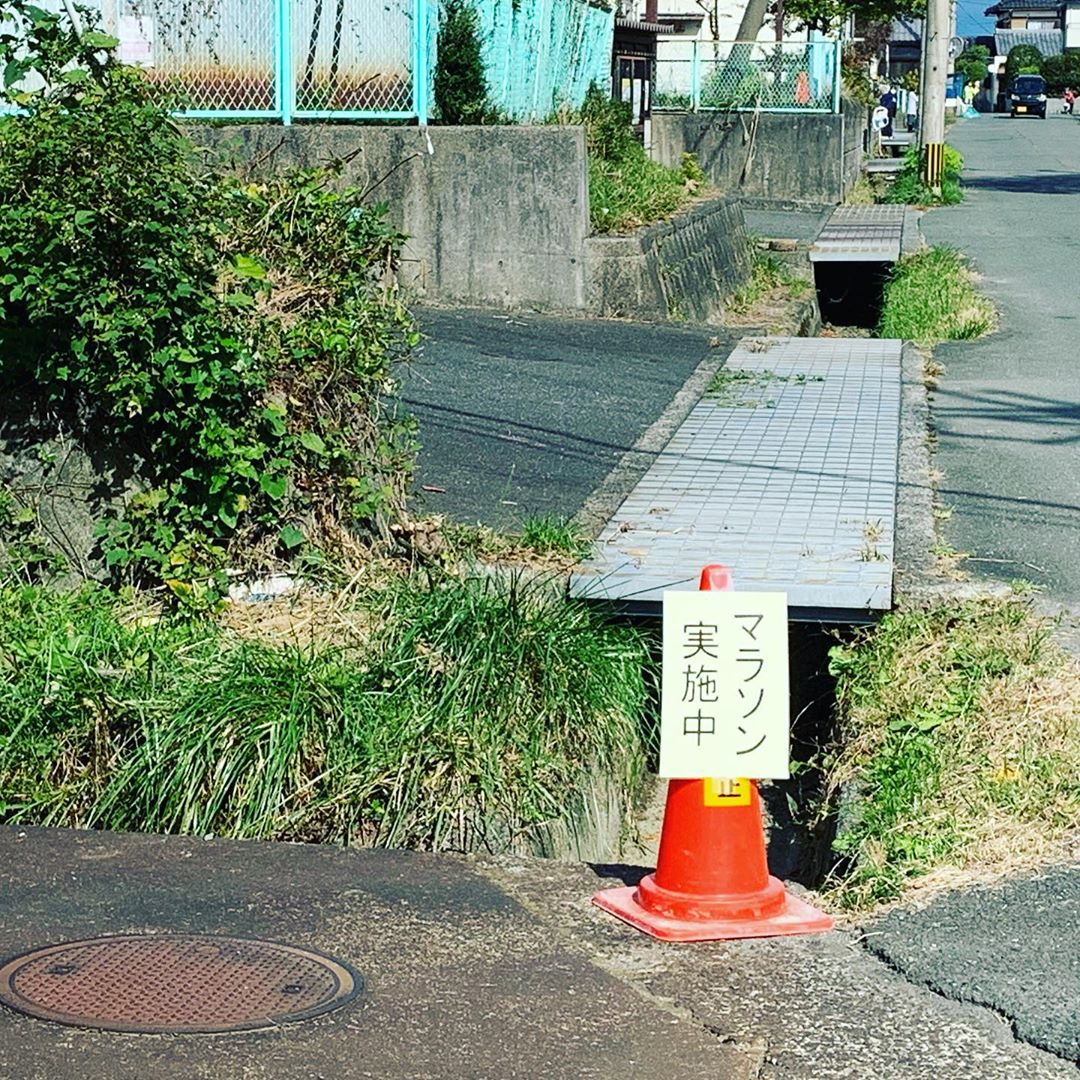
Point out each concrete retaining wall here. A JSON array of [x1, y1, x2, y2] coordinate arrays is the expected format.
[[196, 124, 590, 312], [586, 196, 751, 321], [196, 123, 752, 320], [651, 99, 867, 207]]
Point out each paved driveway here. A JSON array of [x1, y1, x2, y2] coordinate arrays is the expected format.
[[920, 112, 1080, 599]]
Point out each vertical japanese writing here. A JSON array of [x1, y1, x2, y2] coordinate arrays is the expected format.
[[734, 613, 766, 755]]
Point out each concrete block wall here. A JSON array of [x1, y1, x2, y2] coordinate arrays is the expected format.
[[651, 99, 867, 207], [586, 197, 752, 321], [196, 124, 754, 319], [195, 124, 590, 312]]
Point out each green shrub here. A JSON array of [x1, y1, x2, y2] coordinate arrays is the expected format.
[[1039, 52, 1080, 94], [434, 0, 500, 124], [0, 3, 417, 604], [1004, 44, 1043, 86], [576, 86, 702, 234], [955, 45, 989, 89], [884, 143, 963, 207]]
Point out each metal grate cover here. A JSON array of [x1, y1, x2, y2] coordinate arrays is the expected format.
[[0, 934, 361, 1034]]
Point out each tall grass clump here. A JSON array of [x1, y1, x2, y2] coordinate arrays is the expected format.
[[877, 247, 995, 345], [822, 598, 1080, 911], [574, 86, 704, 234], [0, 576, 652, 850], [885, 144, 964, 207]]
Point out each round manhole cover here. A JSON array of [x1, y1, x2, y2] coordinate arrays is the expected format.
[[0, 934, 361, 1034]]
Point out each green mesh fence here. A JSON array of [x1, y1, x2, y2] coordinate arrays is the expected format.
[[655, 40, 841, 113]]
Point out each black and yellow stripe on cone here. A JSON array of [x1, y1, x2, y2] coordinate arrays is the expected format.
[[922, 142, 944, 192]]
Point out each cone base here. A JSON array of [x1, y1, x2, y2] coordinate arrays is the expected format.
[[592, 881, 834, 942]]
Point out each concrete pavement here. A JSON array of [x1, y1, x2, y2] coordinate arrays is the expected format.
[[919, 111, 1080, 601], [2, 825, 1076, 1080]]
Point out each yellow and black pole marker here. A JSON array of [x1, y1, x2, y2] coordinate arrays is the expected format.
[[922, 142, 944, 195]]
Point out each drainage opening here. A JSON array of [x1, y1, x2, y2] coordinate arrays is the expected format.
[[814, 261, 891, 328]]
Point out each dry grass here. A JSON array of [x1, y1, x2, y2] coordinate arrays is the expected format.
[[822, 596, 1080, 912]]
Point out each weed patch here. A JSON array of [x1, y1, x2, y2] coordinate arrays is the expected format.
[[884, 144, 964, 207], [822, 598, 1080, 911], [726, 247, 811, 319], [569, 87, 703, 234], [877, 248, 995, 345], [0, 575, 651, 850]]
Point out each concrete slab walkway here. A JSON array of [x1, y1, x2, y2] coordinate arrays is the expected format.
[[573, 337, 902, 621]]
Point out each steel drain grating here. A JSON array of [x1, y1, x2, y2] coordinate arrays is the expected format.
[[0, 934, 361, 1034]]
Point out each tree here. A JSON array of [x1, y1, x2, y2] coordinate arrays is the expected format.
[[955, 44, 989, 88], [1004, 44, 1043, 85], [1041, 52, 1080, 93], [785, 0, 922, 34], [434, 0, 495, 124]]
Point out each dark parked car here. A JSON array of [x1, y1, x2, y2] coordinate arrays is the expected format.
[[1010, 74, 1047, 118]]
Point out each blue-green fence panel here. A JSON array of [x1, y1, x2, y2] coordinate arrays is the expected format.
[[428, 0, 613, 122], [96, 0, 431, 121], [655, 38, 843, 114]]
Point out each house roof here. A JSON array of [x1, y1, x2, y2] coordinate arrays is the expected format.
[[984, 0, 1060, 13], [889, 16, 923, 42], [993, 27, 1064, 53]]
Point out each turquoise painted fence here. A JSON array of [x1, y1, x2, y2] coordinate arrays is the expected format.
[[429, 0, 614, 122]]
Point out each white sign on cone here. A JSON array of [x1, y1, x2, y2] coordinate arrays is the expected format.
[[659, 590, 790, 779]]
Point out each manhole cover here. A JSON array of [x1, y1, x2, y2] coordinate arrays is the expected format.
[[0, 934, 361, 1034]]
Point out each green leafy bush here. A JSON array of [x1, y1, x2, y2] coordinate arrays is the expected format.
[[1004, 44, 1043, 85], [0, 3, 417, 604], [1039, 52, 1080, 94], [955, 44, 990, 89], [575, 86, 703, 234], [884, 143, 963, 207]]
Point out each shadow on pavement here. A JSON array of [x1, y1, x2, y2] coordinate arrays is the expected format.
[[964, 172, 1080, 194]]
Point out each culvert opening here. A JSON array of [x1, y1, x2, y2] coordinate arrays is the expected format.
[[814, 260, 891, 328]]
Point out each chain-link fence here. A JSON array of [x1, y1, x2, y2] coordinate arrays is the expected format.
[[655, 39, 842, 113], [106, 0, 429, 121]]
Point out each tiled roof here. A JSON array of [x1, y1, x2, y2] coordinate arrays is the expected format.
[[984, 0, 1059, 12], [993, 28, 1064, 53]]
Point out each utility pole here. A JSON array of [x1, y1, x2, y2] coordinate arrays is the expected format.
[[920, 0, 950, 191]]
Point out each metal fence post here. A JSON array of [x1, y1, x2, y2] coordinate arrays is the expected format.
[[276, 0, 293, 125], [691, 40, 700, 111], [832, 39, 842, 114], [414, 0, 430, 125]]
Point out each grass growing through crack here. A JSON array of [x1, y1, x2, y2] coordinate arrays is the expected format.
[[0, 575, 651, 850], [877, 247, 995, 345], [822, 598, 1080, 911], [726, 248, 812, 318]]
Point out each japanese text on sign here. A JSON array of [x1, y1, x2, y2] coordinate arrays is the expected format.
[[659, 591, 789, 779]]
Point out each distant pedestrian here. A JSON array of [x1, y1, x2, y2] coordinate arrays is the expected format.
[[1064, 87, 1075, 114], [906, 90, 919, 133], [879, 86, 897, 137]]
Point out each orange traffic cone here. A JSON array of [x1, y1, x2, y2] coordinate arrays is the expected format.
[[592, 564, 834, 942]]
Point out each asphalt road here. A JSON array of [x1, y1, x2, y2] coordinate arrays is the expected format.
[[871, 112, 1080, 1067], [920, 111, 1080, 600], [401, 307, 731, 530], [869, 866, 1080, 1064]]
